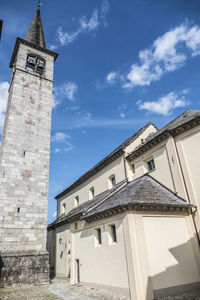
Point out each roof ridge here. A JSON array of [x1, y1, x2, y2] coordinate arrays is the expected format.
[[55, 122, 156, 199]]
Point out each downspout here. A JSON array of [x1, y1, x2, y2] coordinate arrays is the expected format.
[[173, 137, 200, 246]]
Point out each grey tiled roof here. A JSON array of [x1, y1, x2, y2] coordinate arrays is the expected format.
[[56, 122, 156, 199], [127, 110, 200, 160], [83, 175, 193, 220], [48, 179, 127, 229], [25, 6, 46, 48]]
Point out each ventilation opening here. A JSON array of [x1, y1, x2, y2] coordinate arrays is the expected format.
[[17, 207, 20, 213]]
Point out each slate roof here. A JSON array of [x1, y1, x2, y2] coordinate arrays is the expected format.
[[25, 5, 46, 48], [55, 122, 156, 200], [48, 179, 127, 229], [127, 109, 200, 161], [83, 175, 194, 221]]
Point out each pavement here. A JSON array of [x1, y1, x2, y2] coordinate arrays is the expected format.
[[48, 279, 93, 300]]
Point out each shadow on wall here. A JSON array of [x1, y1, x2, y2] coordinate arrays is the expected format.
[[146, 236, 200, 300]]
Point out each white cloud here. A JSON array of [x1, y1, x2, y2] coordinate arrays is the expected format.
[[64, 145, 74, 152], [110, 23, 200, 88], [50, 2, 109, 49], [52, 211, 57, 218], [55, 148, 61, 153], [51, 9, 99, 49], [0, 82, 9, 132], [66, 106, 80, 111], [52, 132, 74, 153], [52, 132, 71, 143], [101, 0, 109, 27], [138, 91, 188, 115], [106, 71, 118, 84], [53, 81, 78, 108], [118, 103, 128, 118]]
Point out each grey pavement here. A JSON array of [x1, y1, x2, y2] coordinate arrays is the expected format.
[[48, 279, 94, 300]]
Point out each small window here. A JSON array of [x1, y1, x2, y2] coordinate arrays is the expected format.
[[110, 224, 117, 243], [96, 228, 102, 245], [108, 174, 116, 189], [89, 187, 95, 200], [62, 203, 66, 214], [74, 196, 79, 207], [147, 159, 155, 172], [74, 222, 78, 230], [130, 162, 135, 174]]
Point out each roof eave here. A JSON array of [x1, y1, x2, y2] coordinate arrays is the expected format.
[[9, 37, 58, 69]]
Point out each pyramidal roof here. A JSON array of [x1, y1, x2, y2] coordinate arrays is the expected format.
[[25, 4, 46, 48]]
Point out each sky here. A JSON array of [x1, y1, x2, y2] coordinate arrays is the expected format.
[[0, 0, 200, 224]]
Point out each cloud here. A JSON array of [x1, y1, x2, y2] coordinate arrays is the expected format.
[[0, 81, 9, 132], [66, 106, 80, 111], [53, 81, 78, 108], [101, 0, 110, 27], [118, 104, 128, 118], [138, 91, 188, 115], [52, 132, 71, 143], [105, 24, 200, 89], [50, 10, 99, 49], [50, 1, 109, 49], [106, 71, 118, 84], [52, 211, 57, 218], [52, 132, 74, 153]]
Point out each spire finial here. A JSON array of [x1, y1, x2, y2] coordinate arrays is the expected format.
[[38, 0, 43, 8]]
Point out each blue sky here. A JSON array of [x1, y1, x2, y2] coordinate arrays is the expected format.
[[1, 0, 200, 224]]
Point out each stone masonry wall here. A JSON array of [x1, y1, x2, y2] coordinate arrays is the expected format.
[[0, 251, 49, 287], [0, 42, 54, 253]]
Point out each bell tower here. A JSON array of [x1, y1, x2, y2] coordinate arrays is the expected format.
[[0, 4, 58, 287]]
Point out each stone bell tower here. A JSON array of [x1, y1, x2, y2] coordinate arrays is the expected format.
[[0, 4, 58, 287]]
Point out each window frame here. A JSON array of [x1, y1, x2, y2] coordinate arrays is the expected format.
[[95, 228, 102, 246], [109, 224, 117, 244]]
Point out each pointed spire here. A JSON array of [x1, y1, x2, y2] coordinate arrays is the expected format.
[[25, 2, 46, 48]]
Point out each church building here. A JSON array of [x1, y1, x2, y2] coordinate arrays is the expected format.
[[0, 5, 58, 287], [48, 110, 200, 300]]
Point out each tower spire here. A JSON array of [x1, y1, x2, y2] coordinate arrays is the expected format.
[[25, 2, 46, 48]]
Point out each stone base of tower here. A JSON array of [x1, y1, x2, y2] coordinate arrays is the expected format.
[[0, 251, 49, 287]]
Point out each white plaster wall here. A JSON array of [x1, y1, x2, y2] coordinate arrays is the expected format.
[[143, 216, 200, 290], [128, 144, 175, 191], [72, 219, 129, 291], [59, 156, 126, 216], [176, 129, 200, 204], [125, 124, 157, 156], [55, 224, 70, 277]]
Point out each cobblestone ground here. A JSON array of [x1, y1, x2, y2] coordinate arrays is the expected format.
[[0, 279, 130, 300], [0, 285, 61, 300]]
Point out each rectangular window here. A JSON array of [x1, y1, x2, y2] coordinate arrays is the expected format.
[[108, 174, 116, 189], [147, 159, 155, 172], [96, 228, 102, 245], [89, 187, 95, 200], [62, 203, 66, 214], [110, 224, 117, 243], [74, 196, 79, 207], [74, 222, 78, 230]]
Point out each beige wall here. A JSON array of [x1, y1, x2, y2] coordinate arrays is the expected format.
[[54, 224, 70, 278], [58, 155, 126, 216], [125, 211, 200, 300], [127, 143, 175, 192], [58, 124, 157, 217], [70, 216, 130, 297], [143, 216, 200, 291], [175, 126, 200, 206]]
